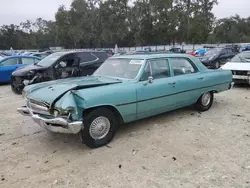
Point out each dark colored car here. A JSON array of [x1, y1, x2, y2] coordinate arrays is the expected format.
[[169, 47, 186, 53], [11, 51, 108, 94], [199, 47, 237, 69]]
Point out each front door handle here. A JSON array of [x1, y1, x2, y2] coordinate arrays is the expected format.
[[197, 77, 203, 80], [168, 82, 176, 85]]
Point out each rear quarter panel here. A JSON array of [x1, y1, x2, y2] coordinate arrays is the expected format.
[[200, 69, 232, 93]]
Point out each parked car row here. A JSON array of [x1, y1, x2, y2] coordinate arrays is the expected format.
[[16, 52, 233, 148]]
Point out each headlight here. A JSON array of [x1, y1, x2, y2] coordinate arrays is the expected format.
[[27, 70, 35, 76], [53, 110, 59, 117], [53, 107, 76, 118]]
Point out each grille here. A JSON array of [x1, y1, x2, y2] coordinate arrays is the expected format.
[[232, 70, 248, 75], [27, 99, 50, 115]]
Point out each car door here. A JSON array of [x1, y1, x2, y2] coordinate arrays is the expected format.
[[136, 58, 178, 119], [168, 57, 206, 107], [0, 57, 20, 82]]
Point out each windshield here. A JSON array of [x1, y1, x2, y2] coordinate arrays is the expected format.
[[94, 58, 144, 79], [230, 52, 250, 63], [35, 52, 64, 67], [204, 48, 221, 56]]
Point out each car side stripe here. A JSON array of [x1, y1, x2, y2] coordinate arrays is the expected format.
[[116, 81, 230, 106]]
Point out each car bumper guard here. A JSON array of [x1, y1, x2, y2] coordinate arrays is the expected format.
[[17, 106, 83, 134]]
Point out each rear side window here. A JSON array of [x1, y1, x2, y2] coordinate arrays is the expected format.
[[1, 58, 19, 66], [171, 58, 196, 76], [22, 58, 36, 64]]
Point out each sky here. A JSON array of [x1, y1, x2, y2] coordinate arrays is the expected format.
[[0, 0, 249, 25]]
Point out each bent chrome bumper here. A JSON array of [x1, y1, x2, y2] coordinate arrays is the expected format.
[[17, 106, 83, 134], [229, 82, 234, 89]]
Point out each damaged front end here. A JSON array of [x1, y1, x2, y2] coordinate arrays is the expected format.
[[18, 90, 84, 134]]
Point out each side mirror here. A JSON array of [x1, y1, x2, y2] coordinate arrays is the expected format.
[[59, 61, 67, 68], [148, 76, 153, 83]]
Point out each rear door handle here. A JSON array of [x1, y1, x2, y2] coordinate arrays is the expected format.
[[197, 77, 203, 80]]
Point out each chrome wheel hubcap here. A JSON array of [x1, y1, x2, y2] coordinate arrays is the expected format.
[[89, 116, 110, 140], [201, 92, 211, 106]]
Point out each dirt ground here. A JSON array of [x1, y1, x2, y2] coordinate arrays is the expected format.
[[0, 84, 250, 188]]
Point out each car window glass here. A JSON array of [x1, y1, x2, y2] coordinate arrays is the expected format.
[[22, 58, 35, 64], [171, 58, 196, 76], [57, 57, 78, 68], [1, 58, 18, 66], [227, 48, 232, 53], [221, 49, 227, 54], [150, 59, 170, 79], [141, 59, 170, 81]]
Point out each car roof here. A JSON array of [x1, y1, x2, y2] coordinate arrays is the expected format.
[[109, 53, 192, 60], [1, 55, 41, 59]]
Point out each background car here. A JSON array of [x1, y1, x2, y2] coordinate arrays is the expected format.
[[199, 47, 237, 69], [11, 51, 108, 94], [0, 55, 41, 83], [221, 51, 250, 85], [169, 47, 186, 53]]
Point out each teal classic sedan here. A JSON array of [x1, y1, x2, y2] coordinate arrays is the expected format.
[[18, 53, 233, 148]]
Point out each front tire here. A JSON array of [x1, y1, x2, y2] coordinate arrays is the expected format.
[[81, 108, 118, 148], [195, 92, 214, 111], [11, 79, 24, 95]]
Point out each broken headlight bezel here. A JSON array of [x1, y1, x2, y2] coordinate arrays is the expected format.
[[53, 108, 77, 120]]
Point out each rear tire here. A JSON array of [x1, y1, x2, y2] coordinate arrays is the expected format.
[[195, 92, 214, 112], [81, 108, 118, 148]]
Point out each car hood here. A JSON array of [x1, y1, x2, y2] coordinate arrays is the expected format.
[[25, 76, 122, 105], [12, 64, 46, 76], [221, 62, 250, 71]]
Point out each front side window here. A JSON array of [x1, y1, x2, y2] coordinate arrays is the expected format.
[[94, 58, 144, 79], [0, 58, 18, 66], [171, 58, 196, 76]]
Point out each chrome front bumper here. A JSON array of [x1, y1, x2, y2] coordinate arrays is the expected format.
[[233, 75, 249, 80], [17, 106, 83, 134]]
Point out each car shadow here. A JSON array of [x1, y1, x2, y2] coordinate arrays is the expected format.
[[233, 83, 250, 90], [36, 105, 200, 151]]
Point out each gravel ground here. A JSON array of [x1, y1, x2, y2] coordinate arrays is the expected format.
[[0, 84, 250, 188]]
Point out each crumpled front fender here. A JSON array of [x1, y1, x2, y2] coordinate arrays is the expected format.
[[54, 90, 85, 120]]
